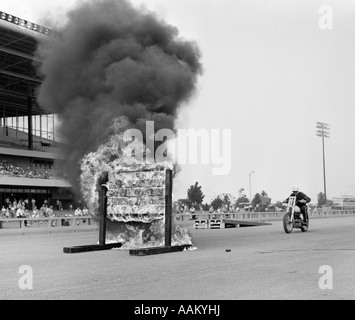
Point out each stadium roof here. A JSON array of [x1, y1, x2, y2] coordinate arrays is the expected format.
[[0, 11, 58, 117]]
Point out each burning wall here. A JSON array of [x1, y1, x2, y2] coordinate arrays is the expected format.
[[80, 117, 192, 249], [105, 170, 166, 224]]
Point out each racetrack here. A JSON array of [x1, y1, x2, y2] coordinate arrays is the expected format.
[[1, 216, 354, 300]]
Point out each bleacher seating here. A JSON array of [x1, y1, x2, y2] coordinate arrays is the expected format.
[[0, 162, 60, 180], [0, 126, 60, 153]]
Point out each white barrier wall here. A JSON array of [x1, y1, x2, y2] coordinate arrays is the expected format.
[[175, 210, 355, 224]]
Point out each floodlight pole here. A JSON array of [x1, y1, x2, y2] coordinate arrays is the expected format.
[[322, 135, 327, 201], [316, 122, 330, 202], [249, 171, 254, 203]]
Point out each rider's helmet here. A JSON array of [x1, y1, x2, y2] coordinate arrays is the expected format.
[[292, 185, 300, 193]]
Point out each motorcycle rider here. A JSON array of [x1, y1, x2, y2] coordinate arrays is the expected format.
[[284, 186, 311, 223]]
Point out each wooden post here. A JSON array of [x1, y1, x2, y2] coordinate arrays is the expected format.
[[165, 169, 173, 247], [63, 171, 123, 254], [99, 172, 109, 246]]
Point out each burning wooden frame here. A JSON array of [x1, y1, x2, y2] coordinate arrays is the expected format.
[[63, 169, 192, 255]]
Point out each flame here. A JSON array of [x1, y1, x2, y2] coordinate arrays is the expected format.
[[80, 116, 193, 249], [106, 220, 193, 250]]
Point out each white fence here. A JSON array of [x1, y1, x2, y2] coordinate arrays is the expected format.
[[1, 209, 354, 233], [0, 216, 94, 231], [174, 209, 355, 224]]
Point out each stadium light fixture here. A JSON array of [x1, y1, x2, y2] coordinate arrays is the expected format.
[[0, 10, 60, 38]]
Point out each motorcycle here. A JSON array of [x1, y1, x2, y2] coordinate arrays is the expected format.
[[283, 196, 309, 234]]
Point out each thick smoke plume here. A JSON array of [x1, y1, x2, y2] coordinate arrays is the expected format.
[[35, 0, 202, 196]]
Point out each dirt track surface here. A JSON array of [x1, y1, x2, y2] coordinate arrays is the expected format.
[[1, 216, 354, 300]]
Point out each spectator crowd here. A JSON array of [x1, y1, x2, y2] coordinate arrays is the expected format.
[[0, 161, 60, 180], [0, 197, 91, 227]]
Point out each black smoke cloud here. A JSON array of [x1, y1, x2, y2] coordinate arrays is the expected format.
[[35, 0, 202, 197]]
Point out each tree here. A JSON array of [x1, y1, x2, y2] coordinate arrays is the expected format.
[[236, 196, 249, 208], [187, 182, 205, 208], [261, 190, 268, 197], [211, 197, 224, 210], [223, 194, 232, 211], [317, 192, 327, 207], [326, 199, 334, 207], [275, 201, 285, 209], [252, 193, 262, 208], [202, 203, 211, 211]]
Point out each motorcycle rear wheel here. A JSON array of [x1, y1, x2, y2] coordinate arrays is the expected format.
[[283, 212, 293, 234], [301, 220, 309, 232]]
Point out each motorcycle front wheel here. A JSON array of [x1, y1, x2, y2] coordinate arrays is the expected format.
[[283, 212, 293, 234]]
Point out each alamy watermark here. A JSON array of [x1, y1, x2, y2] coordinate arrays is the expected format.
[[319, 5, 333, 30], [19, 265, 33, 290], [318, 265, 333, 290], [123, 121, 232, 176]]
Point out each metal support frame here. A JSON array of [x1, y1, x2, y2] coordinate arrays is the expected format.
[[0, 69, 41, 83], [0, 47, 41, 62], [27, 94, 33, 150]]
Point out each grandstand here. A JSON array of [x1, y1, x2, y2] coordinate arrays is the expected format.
[[0, 11, 74, 209]]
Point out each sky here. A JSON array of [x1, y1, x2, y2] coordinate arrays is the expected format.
[[2, 0, 355, 204]]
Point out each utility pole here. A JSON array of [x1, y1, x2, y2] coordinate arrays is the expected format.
[[316, 122, 330, 202]]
